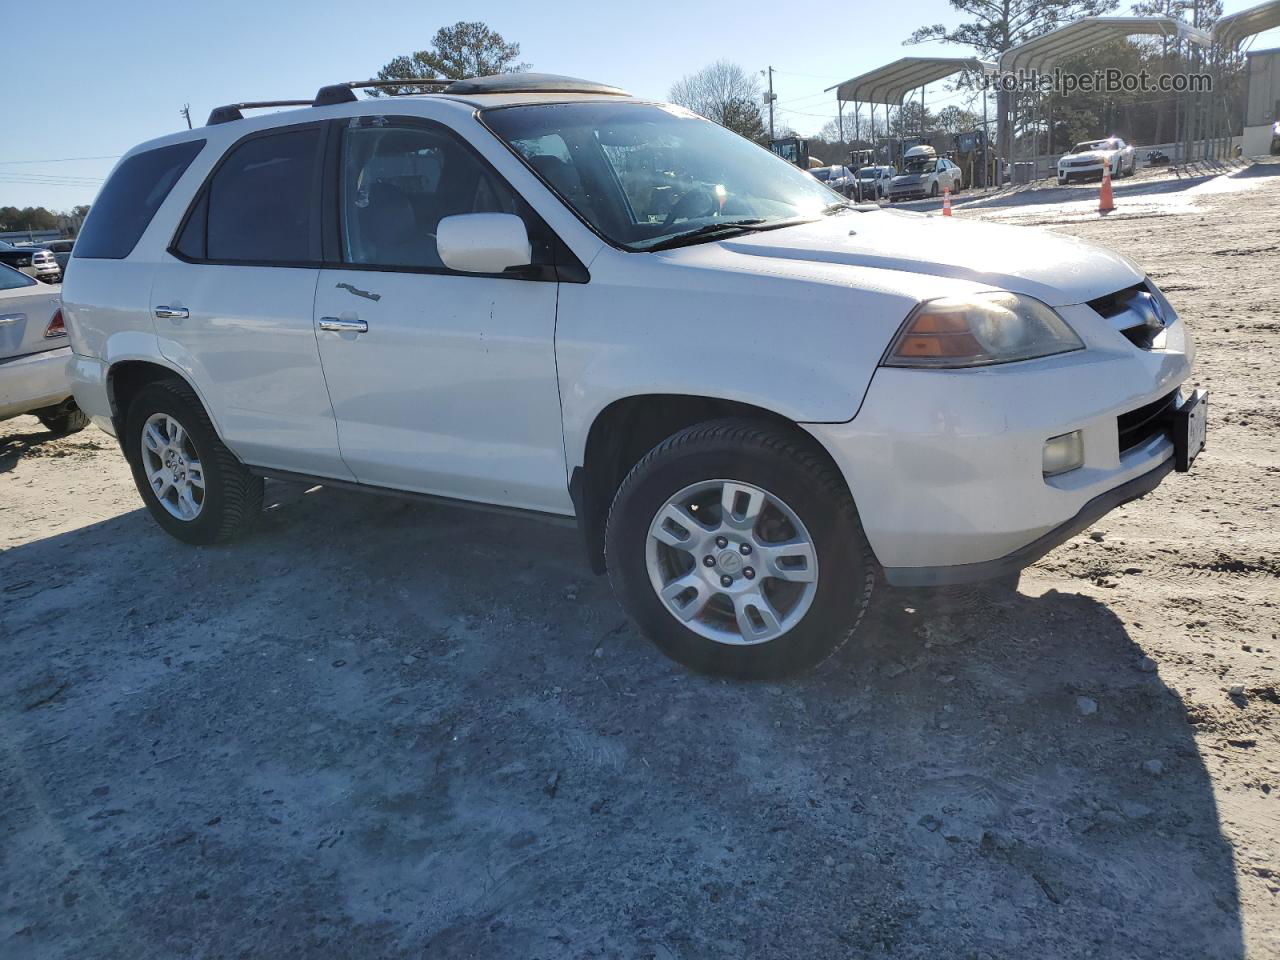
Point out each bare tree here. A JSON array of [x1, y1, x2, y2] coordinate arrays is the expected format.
[[669, 61, 769, 143], [936, 105, 980, 133]]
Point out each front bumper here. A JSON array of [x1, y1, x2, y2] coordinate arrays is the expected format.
[[1060, 162, 1106, 180], [0, 345, 74, 420], [803, 301, 1194, 583]]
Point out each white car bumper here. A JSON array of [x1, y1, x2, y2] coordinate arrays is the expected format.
[[804, 302, 1195, 585], [1060, 160, 1111, 178], [0, 345, 74, 421]]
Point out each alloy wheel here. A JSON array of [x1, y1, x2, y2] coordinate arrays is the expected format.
[[645, 479, 819, 645], [140, 412, 205, 521]]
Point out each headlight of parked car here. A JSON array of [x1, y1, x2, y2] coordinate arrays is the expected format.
[[882, 291, 1084, 368]]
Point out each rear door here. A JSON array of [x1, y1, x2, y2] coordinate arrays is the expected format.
[[0, 266, 60, 361], [151, 122, 353, 480]]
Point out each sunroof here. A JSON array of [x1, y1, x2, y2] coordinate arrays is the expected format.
[[443, 73, 630, 96]]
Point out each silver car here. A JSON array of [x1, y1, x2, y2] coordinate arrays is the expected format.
[[0, 263, 87, 434]]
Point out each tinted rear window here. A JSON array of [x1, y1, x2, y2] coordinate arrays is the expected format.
[[205, 127, 321, 263], [75, 140, 205, 259]]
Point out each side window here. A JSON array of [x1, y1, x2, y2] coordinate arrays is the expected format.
[[204, 127, 322, 263], [339, 120, 525, 270], [75, 140, 204, 259]]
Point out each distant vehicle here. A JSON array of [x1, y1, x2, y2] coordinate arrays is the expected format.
[[855, 165, 895, 201], [887, 146, 963, 202], [41, 238, 76, 274], [0, 239, 61, 283], [0, 263, 87, 433], [769, 136, 810, 168], [809, 164, 857, 198], [1145, 149, 1170, 166], [1057, 137, 1135, 184]]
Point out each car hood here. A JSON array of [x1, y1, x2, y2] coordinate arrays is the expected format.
[[711, 210, 1143, 307], [1063, 151, 1111, 162], [892, 173, 927, 183]]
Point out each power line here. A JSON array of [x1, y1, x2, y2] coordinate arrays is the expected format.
[[771, 68, 847, 81], [0, 174, 104, 184], [774, 90, 841, 108], [0, 156, 120, 167]]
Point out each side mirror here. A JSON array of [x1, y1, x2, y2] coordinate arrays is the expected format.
[[436, 213, 532, 274]]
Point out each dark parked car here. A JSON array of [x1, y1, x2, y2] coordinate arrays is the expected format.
[[0, 240, 61, 283]]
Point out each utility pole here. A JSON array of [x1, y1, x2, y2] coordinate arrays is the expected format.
[[766, 67, 775, 141], [180, 104, 192, 130]]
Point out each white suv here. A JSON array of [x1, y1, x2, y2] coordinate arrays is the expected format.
[[63, 74, 1206, 678]]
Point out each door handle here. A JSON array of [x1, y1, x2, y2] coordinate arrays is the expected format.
[[0, 313, 25, 326], [155, 306, 189, 320], [317, 317, 368, 333]]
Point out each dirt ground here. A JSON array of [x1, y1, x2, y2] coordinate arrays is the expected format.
[[2, 161, 1279, 960]]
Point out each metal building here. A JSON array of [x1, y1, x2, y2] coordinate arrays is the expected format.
[[1242, 48, 1280, 155]]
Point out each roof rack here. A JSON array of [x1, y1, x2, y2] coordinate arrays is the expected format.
[[314, 78, 451, 106], [206, 100, 315, 126], [205, 73, 631, 127]]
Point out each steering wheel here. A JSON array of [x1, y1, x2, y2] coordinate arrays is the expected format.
[[661, 188, 719, 229]]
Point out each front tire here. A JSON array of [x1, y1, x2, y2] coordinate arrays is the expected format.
[[605, 419, 875, 679], [124, 380, 262, 545]]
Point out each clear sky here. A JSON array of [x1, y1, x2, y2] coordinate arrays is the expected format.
[[3, 0, 1277, 211]]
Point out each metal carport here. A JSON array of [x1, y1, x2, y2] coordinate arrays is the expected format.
[[998, 16, 1212, 173], [825, 57, 994, 178]]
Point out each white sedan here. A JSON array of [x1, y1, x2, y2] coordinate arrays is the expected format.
[[0, 263, 87, 434], [1058, 138, 1136, 184]]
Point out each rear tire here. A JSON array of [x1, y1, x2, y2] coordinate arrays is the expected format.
[[124, 380, 262, 545], [604, 419, 876, 679], [37, 404, 89, 436]]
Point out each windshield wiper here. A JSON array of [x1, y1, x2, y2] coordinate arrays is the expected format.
[[644, 219, 768, 251]]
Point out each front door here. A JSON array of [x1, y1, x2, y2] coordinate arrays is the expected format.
[[312, 115, 570, 515]]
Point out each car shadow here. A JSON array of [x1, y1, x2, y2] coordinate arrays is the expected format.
[[0, 481, 1244, 959], [0, 422, 60, 475]]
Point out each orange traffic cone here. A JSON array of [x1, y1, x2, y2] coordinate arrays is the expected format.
[[942, 186, 952, 217], [1098, 163, 1115, 213]]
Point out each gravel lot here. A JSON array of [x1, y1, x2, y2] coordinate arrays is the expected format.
[[3, 160, 1279, 960]]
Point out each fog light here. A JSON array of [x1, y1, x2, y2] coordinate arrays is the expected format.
[[1043, 430, 1084, 476]]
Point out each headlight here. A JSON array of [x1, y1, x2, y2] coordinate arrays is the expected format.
[[882, 291, 1084, 368]]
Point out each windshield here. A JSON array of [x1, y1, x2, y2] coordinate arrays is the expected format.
[[903, 156, 934, 174], [857, 167, 880, 177], [811, 167, 832, 181], [1072, 141, 1111, 153], [483, 102, 839, 251]]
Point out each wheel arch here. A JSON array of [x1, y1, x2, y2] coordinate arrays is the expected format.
[[571, 393, 845, 575], [106, 358, 217, 444]]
